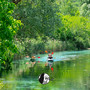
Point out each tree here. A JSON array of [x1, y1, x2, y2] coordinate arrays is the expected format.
[[55, 14, 90, 49], [60, 0, 78, 16], [12, 0, 21, 4], [0, 0, 22, 72], [80, 3, 90, 17], [13, 0, 61, 39]]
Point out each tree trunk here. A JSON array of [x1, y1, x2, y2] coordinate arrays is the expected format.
[[12, 0, 21, 4]]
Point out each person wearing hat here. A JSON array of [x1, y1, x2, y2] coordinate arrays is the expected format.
[[48, 54, 53, 62], [47, 53, 53, 68]]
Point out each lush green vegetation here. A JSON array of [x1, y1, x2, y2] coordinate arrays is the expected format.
[[0, 0, 90, 73], [0, 0, 22, 73]]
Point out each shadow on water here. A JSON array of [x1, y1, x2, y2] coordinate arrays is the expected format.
[[0, 50, 90, 90]]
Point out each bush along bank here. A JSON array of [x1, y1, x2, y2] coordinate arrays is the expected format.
[[14, 37, 82, 59]]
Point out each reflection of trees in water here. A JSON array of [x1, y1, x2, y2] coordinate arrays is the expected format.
[[14, 55, 90, 90], [82, 73, 90, 90], [55, 60, 74, 71], [55, 61, 64, 68]]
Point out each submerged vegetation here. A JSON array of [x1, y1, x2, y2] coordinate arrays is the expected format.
[[0, 0, 90, 73]]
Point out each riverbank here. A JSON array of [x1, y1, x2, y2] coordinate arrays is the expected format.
[[0, 37, 89, 75], [14, 37, 90, 61]]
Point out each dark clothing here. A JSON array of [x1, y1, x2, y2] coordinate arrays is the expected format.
[[47, 56, 53, 67], [48, 56, 53, 59], [48, 56, 53, 63], [30, 58, 36, 62]]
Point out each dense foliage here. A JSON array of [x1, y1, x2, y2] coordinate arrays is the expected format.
[[0, 0, 90, 73], [14, 0, 90, 49], [13, 0, 61, 39], [55, 14, 90, 49], [0, 0, 22, 72]]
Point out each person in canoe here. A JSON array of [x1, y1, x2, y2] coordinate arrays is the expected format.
[[30, 56, 36, 67], [47, 53, 54, 67], [48, 53, 53, 62]]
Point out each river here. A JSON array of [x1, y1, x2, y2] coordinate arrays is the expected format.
[[0, 50, 90, 90]]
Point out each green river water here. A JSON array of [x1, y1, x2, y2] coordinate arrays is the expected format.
[[0, 50, 90, 90]]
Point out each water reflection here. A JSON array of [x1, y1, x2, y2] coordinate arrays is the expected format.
[[0, 50, 90, 90]]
